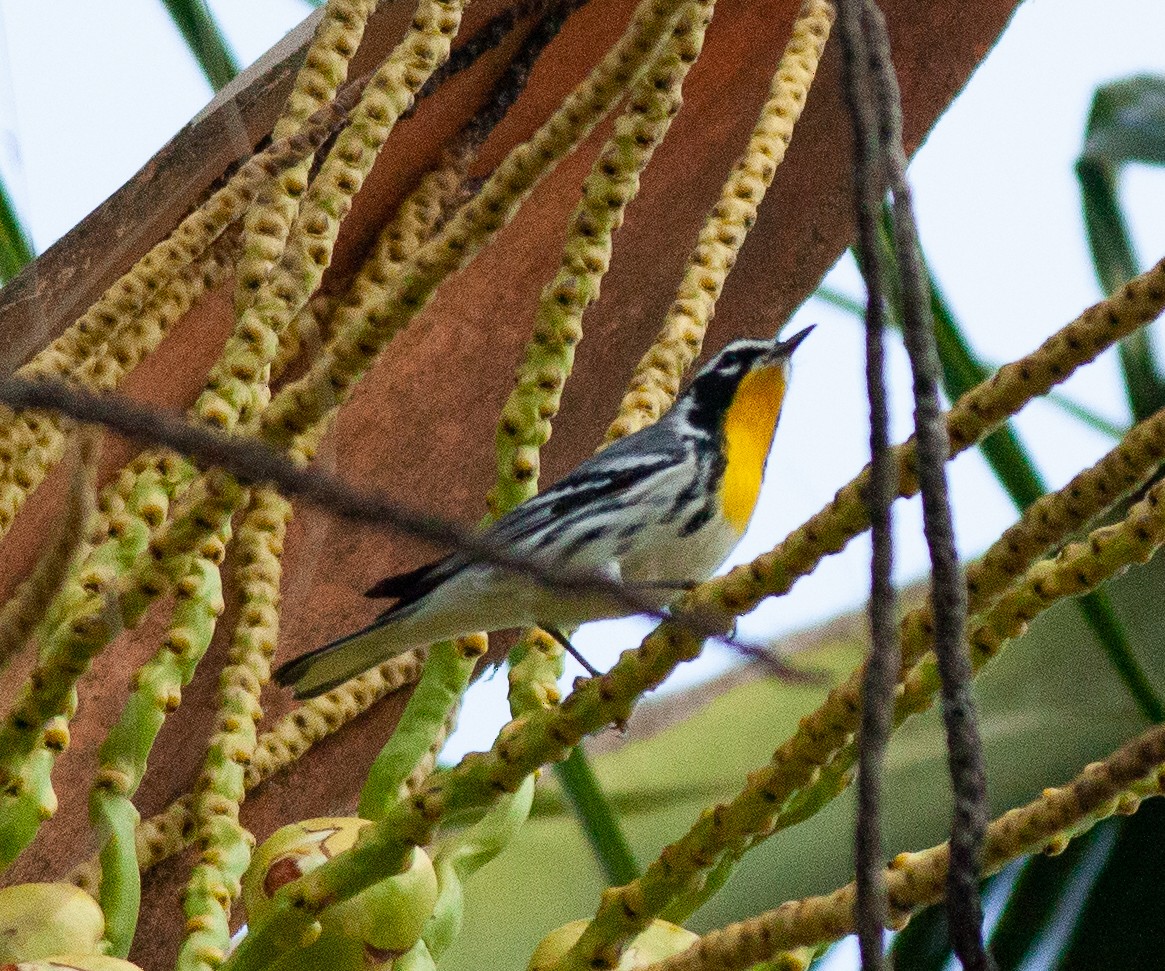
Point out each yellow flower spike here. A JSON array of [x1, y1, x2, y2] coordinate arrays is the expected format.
[[177, 488, 292, 971], [270, 117, 478, 391], [0, 465, 230, 871], [0, 431, 98, 676], [203, 0, 465, 440], [259, 0, 695, 450], [6, 87, 352, 394], [633, 725, 1165, 971], [495, 0, 717, 746], [892, 471, 1165, 731], [490, 0, 715, 520], [247, 649, 426, 789], [90, 517, 232, 958], [604, 0, 836, 445], [0, 236, 237, 547], [283, 138, 474, 383], [235, 0, 378, 314]]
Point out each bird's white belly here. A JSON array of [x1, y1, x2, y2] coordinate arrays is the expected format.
[[394, 509, 746, 643]]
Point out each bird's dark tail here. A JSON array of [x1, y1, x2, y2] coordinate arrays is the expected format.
[[274, 619, 411, 699]]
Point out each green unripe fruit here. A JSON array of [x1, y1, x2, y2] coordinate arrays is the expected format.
[[4, 955, 144, 970], [243, 817, 438, 961], [527, 919, 699, 970], [0, 884, 105, 963], [323, 847, 438, 956], [242, 817, 369, 929]]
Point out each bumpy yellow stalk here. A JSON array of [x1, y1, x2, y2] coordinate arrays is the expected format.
[[508, 629, 568, 717], [65, 649, 427, 897], [0, 237, 236, 545], [775, 470, 1165, 849], [490, 0, 715, 516], [270, 293, 335, 383], [0, 430, 98, 675], [210, 0, 465, 437], [637, 726, 1165, 971], [178, 489, 290, 971], [275, 139, 472, 377], [419, 632, 563, 963], [91, 531, 230, 957], [260, 0, 695, 449], [494, 0, 715, 747], [0, 468, 240, 869], [5, 89, 352, 390], [234, 0, 378, 312], [250, 649, 428, 786], [3, 449, 189, 733], [269, 133, 474, 425], [605, 0, 836, 444], [904, 469, 1165, 741]]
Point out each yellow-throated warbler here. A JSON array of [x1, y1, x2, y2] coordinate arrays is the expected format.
[[276, 325, 812, 698]]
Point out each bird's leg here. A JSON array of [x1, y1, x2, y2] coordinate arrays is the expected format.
[[541, 625, 601, 678]]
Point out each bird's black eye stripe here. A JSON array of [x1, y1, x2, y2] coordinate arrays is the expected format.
[[677, 341, 775, 437], [684, 357, 753, 434]]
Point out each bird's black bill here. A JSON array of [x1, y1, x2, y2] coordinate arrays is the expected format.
[[770, 324, 815, 359]]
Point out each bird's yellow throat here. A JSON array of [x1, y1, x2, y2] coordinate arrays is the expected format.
[[719, 364, 786, 531]]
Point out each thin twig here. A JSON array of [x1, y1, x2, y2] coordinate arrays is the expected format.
[[836, 0, 896, 965], [0, 378, 792, 667], [860, 3, 991, 966]]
